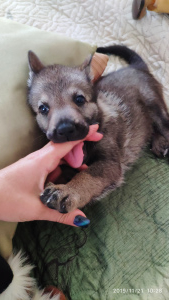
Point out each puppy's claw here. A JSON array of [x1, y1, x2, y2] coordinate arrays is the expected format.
[[40, 187, 58, 209], [163, 148, 168, 157], [40, 188, 51, 198], [59, 196, 69, 214]]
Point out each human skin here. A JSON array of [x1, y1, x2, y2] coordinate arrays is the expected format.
[[0, 125, 102, 226]]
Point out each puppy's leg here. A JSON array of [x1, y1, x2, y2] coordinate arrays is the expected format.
[[40, 160, 123, 213]]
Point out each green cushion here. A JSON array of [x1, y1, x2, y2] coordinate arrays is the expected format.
[[14, 151, 169, 299]]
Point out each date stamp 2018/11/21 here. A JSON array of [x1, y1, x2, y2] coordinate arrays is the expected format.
[[112, 288, 163, 294]]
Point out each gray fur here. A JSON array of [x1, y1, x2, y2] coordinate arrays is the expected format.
[[27, 45, 169, 213]]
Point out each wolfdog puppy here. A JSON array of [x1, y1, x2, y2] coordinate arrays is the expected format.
[[27, 45, 169, 213]]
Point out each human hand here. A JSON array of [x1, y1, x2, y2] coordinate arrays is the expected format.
[[0, 125, 102, 226]]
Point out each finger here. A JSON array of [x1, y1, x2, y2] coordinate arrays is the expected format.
[[85, 124, 99, 139], [78, 164, 88, 171], [39, 207, 89, 227], [38, 124, 100, 173], [59, 159, 65, 165], [46, 166, 62, 183], [85, 131, 103, 142]]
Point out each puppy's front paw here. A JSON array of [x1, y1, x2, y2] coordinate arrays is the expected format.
[[40, 184, 80, 213]]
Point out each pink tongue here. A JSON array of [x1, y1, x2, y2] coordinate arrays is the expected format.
[[64, 142, 84, 168]]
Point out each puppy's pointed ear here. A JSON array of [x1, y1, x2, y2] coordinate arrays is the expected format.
[[79, 55, 94, 81], [28, 51, 45, 74], [27, 51, 45, 88]]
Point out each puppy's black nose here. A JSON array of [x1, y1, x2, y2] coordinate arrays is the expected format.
[[47, 120, 89, 143], [57, 121, 76, 138]]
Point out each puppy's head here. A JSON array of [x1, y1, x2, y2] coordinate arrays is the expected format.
[[27, 51, 99, 143]]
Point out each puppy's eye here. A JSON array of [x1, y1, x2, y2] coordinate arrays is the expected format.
[[74, 95, 86, 106], [38, 104, 49, 115]]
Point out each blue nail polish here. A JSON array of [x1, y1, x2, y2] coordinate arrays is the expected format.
[[73, 215, 90, 227]]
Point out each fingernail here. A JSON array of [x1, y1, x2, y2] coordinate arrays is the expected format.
[[73, 215, 90, 227]]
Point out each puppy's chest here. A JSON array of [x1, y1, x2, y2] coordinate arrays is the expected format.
[[84, 90, 145, 164], [97, 89, 131, 126]]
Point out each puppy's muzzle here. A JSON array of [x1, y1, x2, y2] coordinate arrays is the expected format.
[[47, 120, 89, 143]]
